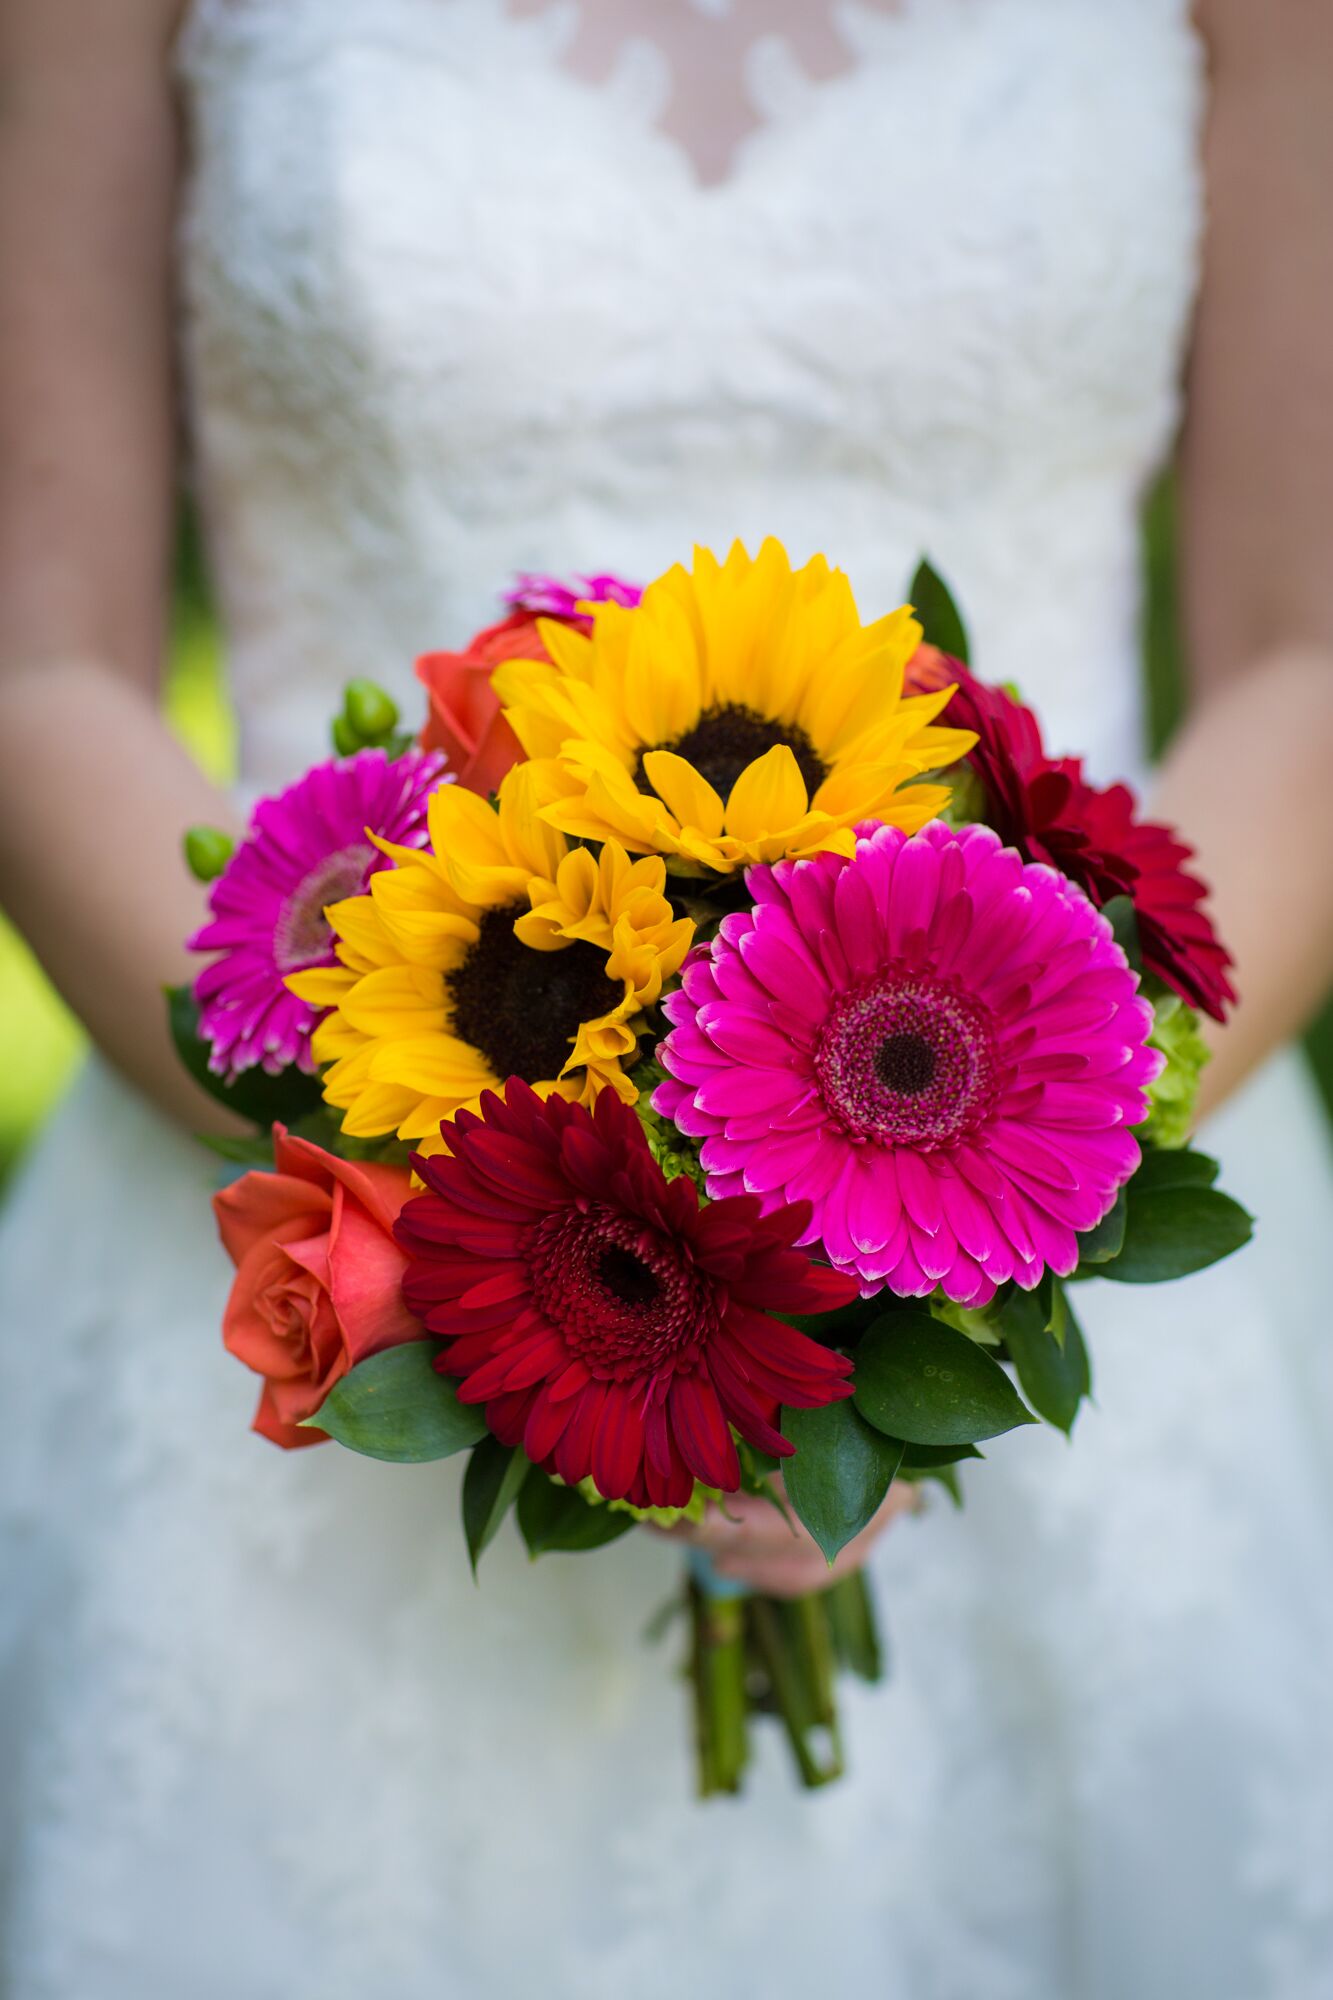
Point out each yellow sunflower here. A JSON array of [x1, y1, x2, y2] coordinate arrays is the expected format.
[[286, 763, 693, 1154], [491, 538, 976, 874]]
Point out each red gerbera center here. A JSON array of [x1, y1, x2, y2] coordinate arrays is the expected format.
[[528, 1205, 718, 1379], [394, 1081, 857, 1509]]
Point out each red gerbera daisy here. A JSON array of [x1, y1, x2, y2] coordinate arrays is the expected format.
[[394, 1081, 857, 1509], [908, 646, 1235, 1021]]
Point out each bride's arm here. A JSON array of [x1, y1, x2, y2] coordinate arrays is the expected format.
[[0, 0, 241, 1129], [1160, 0, 1333, 1116]]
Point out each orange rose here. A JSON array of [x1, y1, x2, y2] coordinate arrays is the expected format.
[[415, 611, 546, 795], [213, 1128, 420, 1448]]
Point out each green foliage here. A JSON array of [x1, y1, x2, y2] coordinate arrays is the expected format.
[[781, 1399, 904, 1564], [852, 1308, 1037, 1445], [1103, 1150, 1253, 1284], [462, 1438, 531, 1574], [1100, 894, 1142, 972], [1071, 1147, 1251, 1285], [908, 557, 970, 664], [309, 1342, 488, 1462], [995, 1279, 1091, 1435], [516, 1473, 638, 1556], [166, 984, 324, 1129], [1072, 1188, 1128, 1274], [1142, 988, 1210, 1148]]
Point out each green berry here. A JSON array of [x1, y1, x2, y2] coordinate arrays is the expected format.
[[343, 678, 400, 743], [183, 825, 235, 882]]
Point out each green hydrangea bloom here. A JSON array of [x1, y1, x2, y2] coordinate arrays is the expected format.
[[575, 1476, 710, 1530], [1142, 987, 1210, 1148], [632, 1087, 708, 1195], [929, 1294, 1003, 1346]]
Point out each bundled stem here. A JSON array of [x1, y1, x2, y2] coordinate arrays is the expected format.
[[687, 1564, 884, 1797]]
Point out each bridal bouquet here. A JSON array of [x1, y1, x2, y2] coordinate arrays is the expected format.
[[174, 542, 1250, 1795]]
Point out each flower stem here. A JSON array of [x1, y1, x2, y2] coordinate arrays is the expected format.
[[688, 1576, 751, 1797], [822, 1569, 885, 1684], [746, 1594, 844, 1789]]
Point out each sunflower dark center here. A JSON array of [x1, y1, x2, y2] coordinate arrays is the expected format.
[[635, 702, 828, 802], [446, 904, 623, 1085], [874, 1031, 937, 1095], [528, 1205, 718, 1381]]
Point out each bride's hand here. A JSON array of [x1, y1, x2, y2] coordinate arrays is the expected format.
[[657, 1479, 921, 1598]]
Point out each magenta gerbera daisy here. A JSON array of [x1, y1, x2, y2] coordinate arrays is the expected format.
[[189, 748, 448, 1081], [655, 820, 1163, 1307], [502, 570, 642, 620], [394, 1081, 857, 1508]]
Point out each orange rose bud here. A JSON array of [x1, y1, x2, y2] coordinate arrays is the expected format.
[[213, 1128, 420, 1448]]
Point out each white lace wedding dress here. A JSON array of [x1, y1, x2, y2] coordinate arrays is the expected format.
[[4, 2, 1333, 1994]]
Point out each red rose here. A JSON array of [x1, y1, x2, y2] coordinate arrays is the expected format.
[[213, 1128, 419, 1447], [415, 612, 547, 795]]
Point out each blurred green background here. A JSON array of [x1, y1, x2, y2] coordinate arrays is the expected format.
[[0, 482, 1329, 1191]]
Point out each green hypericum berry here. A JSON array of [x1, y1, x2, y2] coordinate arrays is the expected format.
[[183, 824, 235, 882], [343, 678, 400, 743], [330, 714, 361, 757]]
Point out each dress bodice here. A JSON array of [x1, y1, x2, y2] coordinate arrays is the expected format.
[[175, 0, 1203, 794]]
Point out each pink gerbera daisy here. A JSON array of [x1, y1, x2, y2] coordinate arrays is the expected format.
[[190, 748, 448, 1081], [655, 821, 1163, 1307]]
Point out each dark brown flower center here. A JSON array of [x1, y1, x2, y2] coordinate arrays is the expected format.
[[635, 702, 827, 803], [446, 904, 623, 1085], [874, 1031, 938, 1096]]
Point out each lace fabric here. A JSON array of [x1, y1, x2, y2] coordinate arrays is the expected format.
[[4, 3, 1333, 1993]]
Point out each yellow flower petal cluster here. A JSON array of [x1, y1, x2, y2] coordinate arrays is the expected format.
[[492, 538, 976, 873], [287, 763, 693, 1154]]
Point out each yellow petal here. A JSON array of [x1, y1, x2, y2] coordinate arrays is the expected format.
[[723, 744, 808, 843], [641, 750, 725, 839]]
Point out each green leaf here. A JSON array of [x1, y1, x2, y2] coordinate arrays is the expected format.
[[167, 984, 325, 1130], [899, 1441, 984, 1468], [853, 1309, 1037, 1446], [899, 1461, 965, 1506], [462, 1438, 530, 1574], [1101, 1182, 1253, 1284], [777, 1297, 881, 1348], [198, 1131, 276, 1169], [310, 1343, 488, 1463], [909, 557, 970, 664], [781, 1400, 905, 1564], [515, 1475, 638, 1557], [1131, 1145, 1220, 1193], [1072, 1188, 1127, 1273], [1100, 894, 1142, 970], [995, 1282, 1091, 1435]]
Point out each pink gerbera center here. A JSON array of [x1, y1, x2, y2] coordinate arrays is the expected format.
[[272, 841, 376, 973], [814, 970, 998, 1150], [528, 1205, 718, 1380]]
